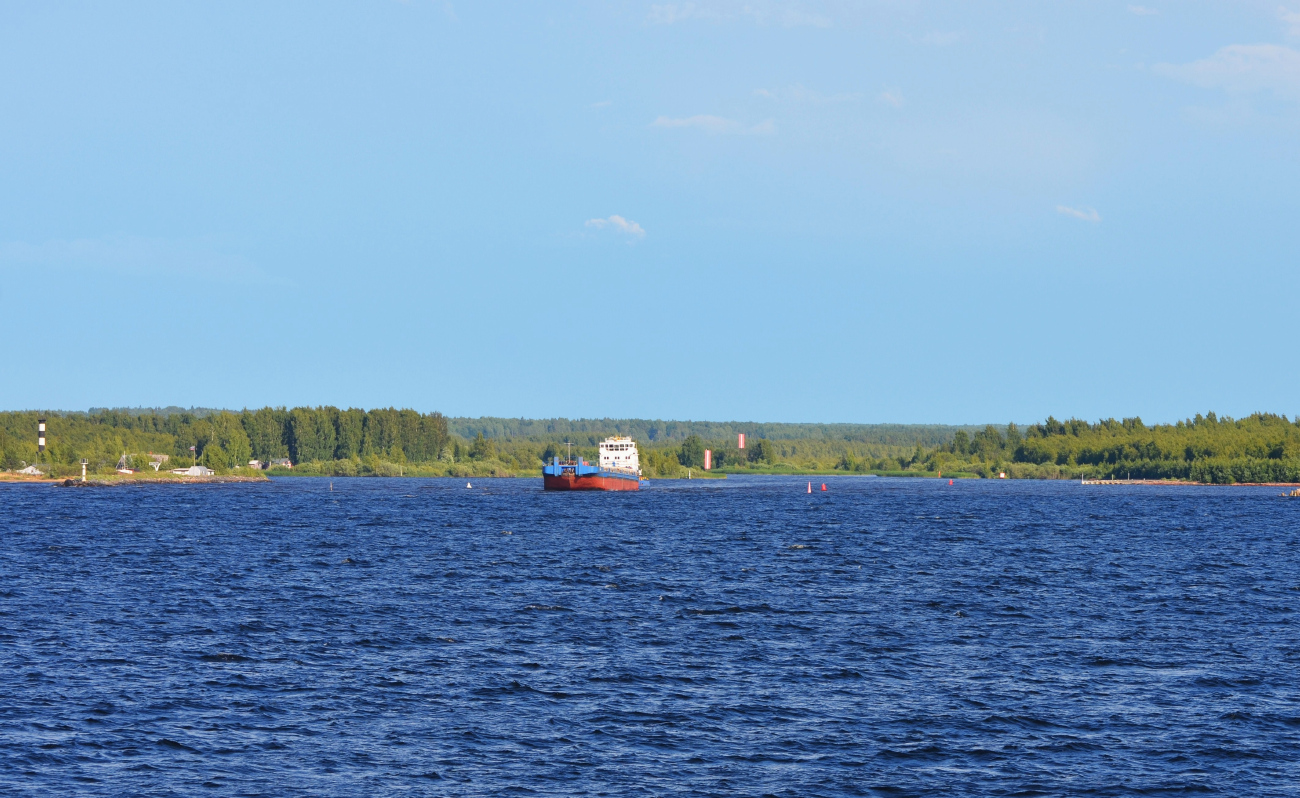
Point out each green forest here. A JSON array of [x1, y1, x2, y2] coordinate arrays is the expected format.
[[447, 413, 1300, 483], [912, 413, 1300, 484], [448, 417, 971, 448], [0, 409, 960, 479], [4, 408, 1300, 484], [0, 408, 453, 478]]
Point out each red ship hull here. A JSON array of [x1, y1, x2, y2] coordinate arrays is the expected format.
[[543, 473, 640, 491]]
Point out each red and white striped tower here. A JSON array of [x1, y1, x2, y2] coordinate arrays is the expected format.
[[738, 433, 745, 449], [704, 449, 712, 470]]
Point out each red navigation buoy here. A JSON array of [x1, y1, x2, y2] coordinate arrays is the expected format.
[[949, 479, 953, 485], [820, 483, 827, 491]]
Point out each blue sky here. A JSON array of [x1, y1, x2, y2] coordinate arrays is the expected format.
[[2, 1, 1298, 424]]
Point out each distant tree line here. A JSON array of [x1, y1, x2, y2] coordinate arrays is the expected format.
[[913, 412, 1300, 483], [0, 407, 449, 474], [0, 408, 953, 479], [8, 408, 1298, 483], [450, 417, 976, 447], [634, 432, 899, 477], [594, 413, 1300, 483]]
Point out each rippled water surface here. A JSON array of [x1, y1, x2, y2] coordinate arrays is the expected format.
[[2, 476, 1299, 796]]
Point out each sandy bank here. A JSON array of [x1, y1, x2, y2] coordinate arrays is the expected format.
[[56, 475, 270, 487]]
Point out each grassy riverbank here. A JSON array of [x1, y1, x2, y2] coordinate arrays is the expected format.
[[1, 471, 269, 485], [9, 408, 1300, 485], [714, 464, 980, 478], [267, 461, 728, 480]]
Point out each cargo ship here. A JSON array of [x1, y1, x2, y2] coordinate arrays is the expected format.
[[543, 436, 641, 491]]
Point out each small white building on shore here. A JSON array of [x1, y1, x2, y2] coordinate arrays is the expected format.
[[171, 465, 214, 477]]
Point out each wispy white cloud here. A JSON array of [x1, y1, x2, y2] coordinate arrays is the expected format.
[[1127, 5, 1158, 16], [753, 84, 863, 104], [772, 7, 829, 27], [0, 236, 272, 282], [879, 89, 904, 108], [586, 215, 646, 238], [919, 30, 965, 46], [651, 114, 776, 135], [647, 2, 706, 23], [653, 114, 735, 132], [590, 100, 613, 108], [1155, 44, 1300, 100], [1057, 205, 1101, 222], [1281, 6, 1300, 37], [647, 1, 829, 28]]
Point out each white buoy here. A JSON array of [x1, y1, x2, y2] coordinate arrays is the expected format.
[[807, 481, 812, 494], [466, 482, 472, 488]]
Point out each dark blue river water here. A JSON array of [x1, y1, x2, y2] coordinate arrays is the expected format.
[[2, 476, 1298, 796]]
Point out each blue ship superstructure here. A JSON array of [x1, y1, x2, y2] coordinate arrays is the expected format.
[[542, 457, 601, 478]]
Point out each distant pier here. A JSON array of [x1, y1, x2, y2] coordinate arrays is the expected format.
[[1081, 478, 1186, 486], [1082, 478, 1300, 487]]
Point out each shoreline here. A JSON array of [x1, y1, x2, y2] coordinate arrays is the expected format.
[[5, 471, 1299, 488], [58, 475, 270, 487], [0, 473, 270, 486], [1080, 478, 1300, 487]]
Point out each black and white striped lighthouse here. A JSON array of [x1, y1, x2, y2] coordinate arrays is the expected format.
[[38, 417, 46, 455]]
